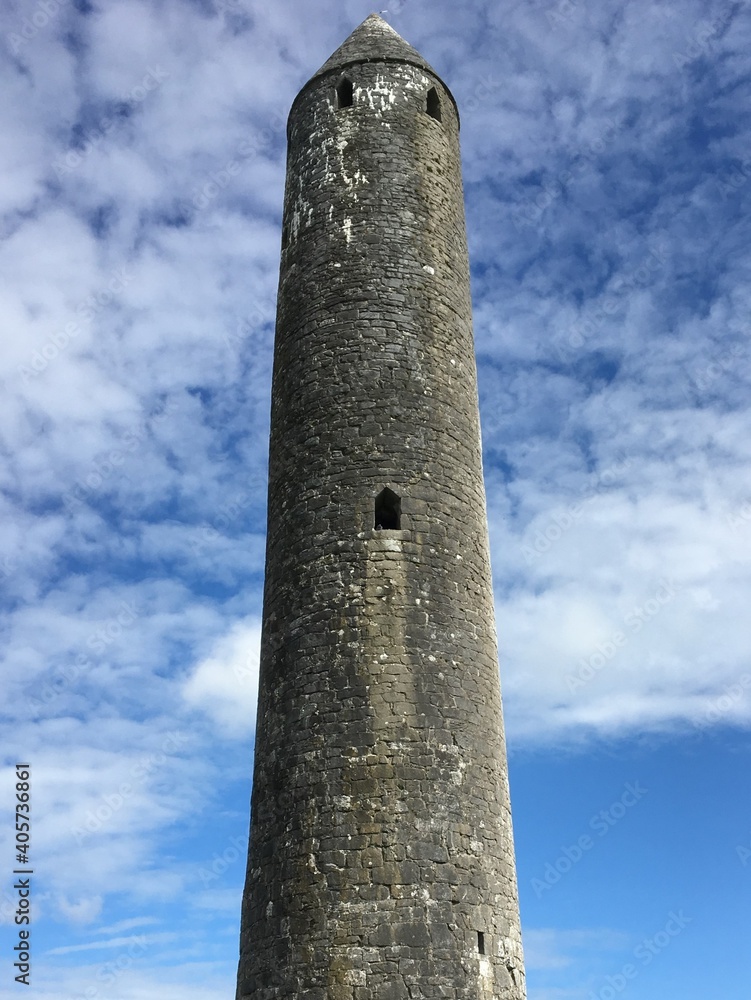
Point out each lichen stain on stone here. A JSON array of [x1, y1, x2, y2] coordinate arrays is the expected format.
[[334, 132, 369, 193], [357, 74, 397, 112], [479, 955, 494, 996]]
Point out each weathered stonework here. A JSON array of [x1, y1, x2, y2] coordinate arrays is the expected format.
[[236, 14, 526, 1000]]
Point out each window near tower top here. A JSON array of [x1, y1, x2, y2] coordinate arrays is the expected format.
[[426, 87, 441, 121], [336, 77, 354, 109], [375, 488, 401, 530], [477, 931, 485, 955]]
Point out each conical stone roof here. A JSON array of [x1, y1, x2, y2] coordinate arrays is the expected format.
[[312, 12, 439, 81]]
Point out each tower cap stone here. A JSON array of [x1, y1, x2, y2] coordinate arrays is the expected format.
[[312, 13, 440, 82], [290, 13, 457, 126]]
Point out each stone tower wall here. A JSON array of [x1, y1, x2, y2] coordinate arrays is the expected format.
[[236, 39, 526, 1000]]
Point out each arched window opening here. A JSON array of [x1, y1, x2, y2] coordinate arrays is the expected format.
[[336, 77, 354, 109], [426, 87, 441, 121], [375, 488, 401, 530]]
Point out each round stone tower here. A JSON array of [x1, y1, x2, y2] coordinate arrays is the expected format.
[[236, 14, 526, 1000]]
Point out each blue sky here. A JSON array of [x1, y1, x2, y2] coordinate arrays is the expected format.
[[0, 0, 750, 998]]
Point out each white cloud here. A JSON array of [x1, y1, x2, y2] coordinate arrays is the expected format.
[[183, 619, 261, 735], [46, 932, 175, 956], [94, 916, 160, 935], [524, 927, 631, 972], [54, 895, 103, 926]]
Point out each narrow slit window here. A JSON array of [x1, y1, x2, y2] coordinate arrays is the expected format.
[[426, 87, 441, 121], [336, 77, 354, 109], [477, 931, 485, 955], [375, 488, 401, 530]]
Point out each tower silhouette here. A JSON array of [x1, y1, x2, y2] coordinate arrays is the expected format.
[[236, 14, 526, 999]]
